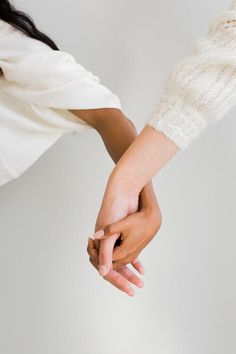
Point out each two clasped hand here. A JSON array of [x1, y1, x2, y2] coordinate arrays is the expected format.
[[87, 182, 162, 297]]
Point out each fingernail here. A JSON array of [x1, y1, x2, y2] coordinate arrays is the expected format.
[[93, 229, 104, 239], [99, 265, 109, 277], [128, 288, 135, 297], [140, 266, 145, 274], [138, 280, 144, 288]]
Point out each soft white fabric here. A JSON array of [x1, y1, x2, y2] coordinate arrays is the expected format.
[[1, 2, 236, 186], [146, 0, 236, 149], [0, 19, 121, 186]]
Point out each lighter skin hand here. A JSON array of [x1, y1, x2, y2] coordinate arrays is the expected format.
[[87, 237, 144, 297]]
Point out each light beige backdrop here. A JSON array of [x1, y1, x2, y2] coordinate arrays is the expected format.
[[0, 1, 235, 353]]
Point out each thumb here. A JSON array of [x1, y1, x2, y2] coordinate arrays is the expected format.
[[98, 233, 119, 277], [92, 217, 131, 240]]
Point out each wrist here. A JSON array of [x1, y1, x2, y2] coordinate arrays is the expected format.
[[139, 183, 161, 216], [107, 167, 142, 199]]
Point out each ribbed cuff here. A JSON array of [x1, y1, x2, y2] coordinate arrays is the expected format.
[[146, 100, 207, 149]]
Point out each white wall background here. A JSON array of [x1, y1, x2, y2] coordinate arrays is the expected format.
[[0, 0, 235, 353]]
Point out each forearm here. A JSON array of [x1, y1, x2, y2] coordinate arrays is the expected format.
[[94, 109, 158, 207], [106, 125, 179, 197], [70, 108, 137, 163], [70, 108, 157, 204], [94, 108, 138, 164]]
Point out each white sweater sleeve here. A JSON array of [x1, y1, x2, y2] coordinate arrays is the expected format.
[[146, 1, 236, 149]]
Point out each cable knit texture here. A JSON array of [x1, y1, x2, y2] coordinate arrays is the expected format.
[[146, 0, 236, 149]]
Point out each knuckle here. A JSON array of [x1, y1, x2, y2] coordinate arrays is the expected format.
[[113, 249, 126, 261], [113, 259, 126, 271], [102, 273, 110, 281], [104, 224, 113, 235]]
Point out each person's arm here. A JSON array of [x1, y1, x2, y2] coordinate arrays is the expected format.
[[93, 2, 236, 283], [69, 107, 160, 194], [69, 108, 138, 161], [70, 107, 161, 296], [105, 125, 179, 198], [96, 0, 236, 214]]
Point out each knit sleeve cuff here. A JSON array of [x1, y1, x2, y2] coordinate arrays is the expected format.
[[145, 99, 208, 149]]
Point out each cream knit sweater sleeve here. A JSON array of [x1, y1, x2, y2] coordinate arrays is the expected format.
[[146, 0, 236, 149]]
